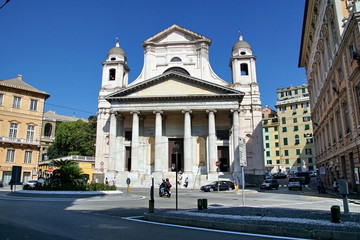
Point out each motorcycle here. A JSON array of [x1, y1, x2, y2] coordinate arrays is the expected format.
[[159, 185, 171, 198]]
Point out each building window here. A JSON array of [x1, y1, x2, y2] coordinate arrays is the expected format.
[[282, 127, 287, 132], [266, 151, 270, 157], [6, 149, 15, 163], [295, 139, 300, 145], [29, 99, 38, 111], [297, 158, 301, 164], [265, 143, 270, 148], [336, 110, 342, 139], [240, 63, 249, 76], [302, 102, 309, 108], [276, 150, 280, 156], [291, 104, 298, 110], [293, 118, 297, 123], [342, 101, 350, 134], [308, 158, 313, 163], [305, 148, 312, 155], [303, 116, 311, 122], [275, 142, 279, 147], [305, 124, 310, 130], [296, 149, 301, 155], [26, 125, 35, 141], [285, 159, 289, 164], [266, 160, 272, 165], [283, 138, 288, 146], [12, 96, 21, 108], [330, 117, 336, 143], [302, 88, 306, 93], [24, 151, 32, 164], [306, 138, 313, 143], [279, 106, 286, 111], [9, 123, 18, 139], [109, 69, 116, 80], [274, 127, 278, 131], [125, 131, 132, 141], [265, 136, 269, 140], [0, 93, 3, 106], [263, 120, 268, 124], [284, 150, 289, 156], [282, 117, 286, 124], [170, 57, 182, 62], [264, 127, 268, 132], [294, 126, 299, 131], [274, 135, 278, 139], [44, 123, 52, 137]]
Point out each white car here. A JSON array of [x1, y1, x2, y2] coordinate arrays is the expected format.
[[288, 177, 302, 190], [24, 180, 38, 188]]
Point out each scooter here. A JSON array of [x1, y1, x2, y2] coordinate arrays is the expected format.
[[159, 186, 171, 198]]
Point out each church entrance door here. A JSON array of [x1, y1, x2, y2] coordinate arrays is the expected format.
[[168, 138, 184, 172]]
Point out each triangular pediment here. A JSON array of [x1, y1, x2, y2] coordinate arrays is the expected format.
[[142, 24, 211, 46], [106, 71, 244, 101]]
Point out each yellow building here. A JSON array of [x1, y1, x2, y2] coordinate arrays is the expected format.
[[0, 74, 49, 185], [262, 107, 280, 173], [38, 155, 95, 182], [275, 84, 316, 173]]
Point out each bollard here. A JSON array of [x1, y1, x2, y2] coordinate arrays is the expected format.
[[331, 205, 340, 223], [198, 199, 203, 210]]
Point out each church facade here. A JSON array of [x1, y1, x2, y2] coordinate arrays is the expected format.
[[94, 25, 264, 187]]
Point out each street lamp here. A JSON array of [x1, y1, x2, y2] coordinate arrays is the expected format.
[[173, 143, 180, 211]]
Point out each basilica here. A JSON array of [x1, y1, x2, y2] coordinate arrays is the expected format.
[[94, 25, 264, 187]]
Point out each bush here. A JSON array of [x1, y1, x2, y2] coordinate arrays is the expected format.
[[23, 182, 116, 191]]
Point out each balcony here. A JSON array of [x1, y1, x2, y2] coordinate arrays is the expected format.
[[0, 136, 40, 146]]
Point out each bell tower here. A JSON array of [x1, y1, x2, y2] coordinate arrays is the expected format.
[[101, 41, 130, 89]]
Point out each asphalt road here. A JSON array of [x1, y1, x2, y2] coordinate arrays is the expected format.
[[0, 183, 359, 240]]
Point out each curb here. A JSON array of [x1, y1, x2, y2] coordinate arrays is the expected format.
[[143, 213, 360, 240]]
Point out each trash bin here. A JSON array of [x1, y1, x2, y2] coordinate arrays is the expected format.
[[331, 205, 340, 223], [202, 198, 208, 209]]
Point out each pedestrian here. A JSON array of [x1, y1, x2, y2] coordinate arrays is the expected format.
[[184, 177, 189, 188], [332, 178, 338, 193], [177, 171, 182, 185], [112, 178, 116, 186], [105, 178, 109, 185], [315, 178, 322, 193]]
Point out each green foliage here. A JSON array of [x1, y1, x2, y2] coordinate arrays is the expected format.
[[86, 183, 117, 191], [47, 117, 97, 159]]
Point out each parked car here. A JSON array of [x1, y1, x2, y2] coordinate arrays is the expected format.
[[24, 180, 38, 188], [272, 173, 287, 179], [295, 172, 310, 184], [200, 181, 235, 192], [260, 179, 279, 190], [288, 177, 302, 190], [309, 171, 317, 177]]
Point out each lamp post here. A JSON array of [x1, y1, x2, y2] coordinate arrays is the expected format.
[[173, 143, 180, 211]]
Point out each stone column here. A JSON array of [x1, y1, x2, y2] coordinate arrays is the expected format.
[[109, 110, 118, 171], [130, 111, 140, 172], [207, 109, 217, 173], [115, 114, 124, 172], [182, 110, 192, 173], [153, 110, 163, 172], [231, 109, 241, 172]]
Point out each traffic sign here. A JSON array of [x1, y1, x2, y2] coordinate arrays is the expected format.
[[100, 168, 104, 172], [100, 162, 104, 166], [216, 161, 220, 167]]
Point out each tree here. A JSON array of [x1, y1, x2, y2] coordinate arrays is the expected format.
[[50, 160, 84, 189], [47, 117, 96, 159]]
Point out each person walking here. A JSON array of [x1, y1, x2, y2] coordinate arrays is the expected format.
[[315, 178, 322, 193], [184, 177, 189, 188]]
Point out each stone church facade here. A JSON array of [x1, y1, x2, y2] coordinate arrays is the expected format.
[[95, 25, 264, 187]]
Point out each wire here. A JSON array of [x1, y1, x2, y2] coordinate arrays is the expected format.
[[45, 102, 96, 115], [0, 0, 11, 10]]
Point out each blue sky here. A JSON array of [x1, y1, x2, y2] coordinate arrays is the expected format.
[[0, 0, 306, 119]]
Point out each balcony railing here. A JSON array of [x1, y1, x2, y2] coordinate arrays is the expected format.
[[0, 136, 40, 145]]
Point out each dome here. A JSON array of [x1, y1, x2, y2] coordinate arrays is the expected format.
[[107, 42, 126, 57], [232, 35, 251, 52]]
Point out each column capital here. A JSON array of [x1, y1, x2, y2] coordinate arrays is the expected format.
[[182, 109, 192, 114], [153, 110, 164, 114], [130, 110, 141, 115], [110, 110, 122, 120], [230, 109, 239, 113], [206, 109, 217, 114]]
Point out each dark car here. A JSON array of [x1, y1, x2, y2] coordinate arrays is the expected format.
[[260, 179, 279, 190], [295, 172, 310, 185], [200, 181, 235, 192], [272, 173, 287, 179]]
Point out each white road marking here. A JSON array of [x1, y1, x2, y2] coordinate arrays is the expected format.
[[122, 216, 312, 240]]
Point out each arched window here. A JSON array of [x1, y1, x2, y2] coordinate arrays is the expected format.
[[240, 63, 249, 76], [164, 67, 190, 76], [109, 69, 116, 81], [170, 57, 182, 62], [44, 123, 52, 137]]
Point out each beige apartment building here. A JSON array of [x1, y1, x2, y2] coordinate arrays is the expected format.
[[275, 85, 316, 173], [299, 0, 360, 193], [0, 75, 49, 185], [262, 106, 281, 173]]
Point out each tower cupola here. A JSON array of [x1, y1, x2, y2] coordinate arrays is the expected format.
[[232, 35, 252, 57]]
